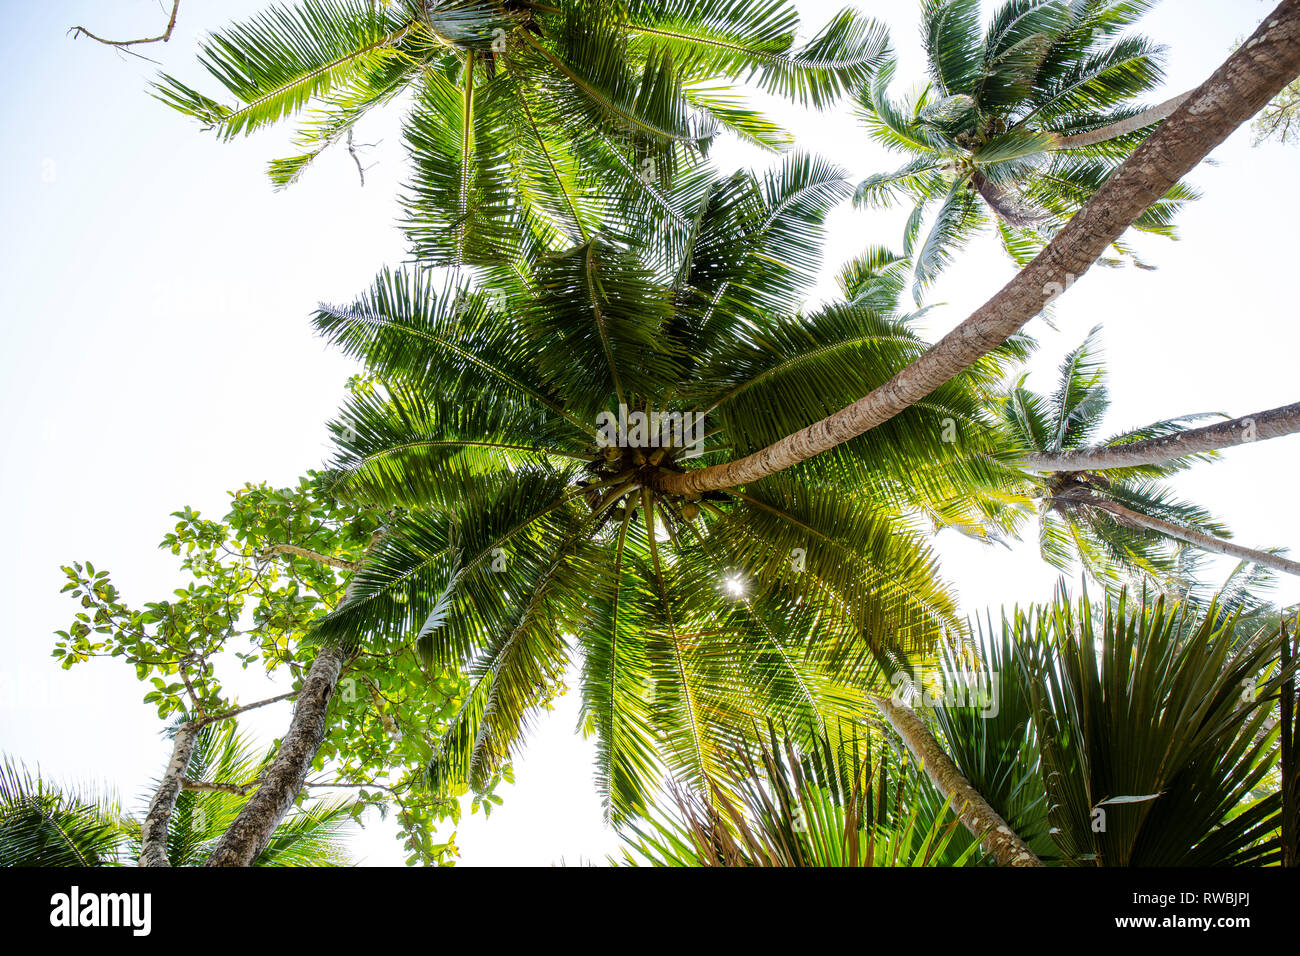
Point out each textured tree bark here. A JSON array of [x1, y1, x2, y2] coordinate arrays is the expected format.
[[1022, 401, 1300, 472], [1050, 92, 1194, 150], [654, 1, 1300, 498], [203, 642, 348, 867], [873, 694, 1044, 867], [1078, 495, 1300, 577], [138, 720, 198, 867]]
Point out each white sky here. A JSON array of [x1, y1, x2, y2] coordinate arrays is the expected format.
[[1, 0, 1296, 866]]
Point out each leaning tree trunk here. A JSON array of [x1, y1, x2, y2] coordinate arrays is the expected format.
[[138, 720, 198, 867], [872, 694, 1043, 867], [1022, 401, 1300, 472], [204, 535, 375, 866], [1079, 495, 1300, 577], [1050, 92, 1194, 150], [653, 1, 1300, 498], [204, 642, 348, 866]]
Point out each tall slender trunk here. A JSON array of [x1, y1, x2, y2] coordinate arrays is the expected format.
[[872, 694, 1043, 867], [204, 642, 348, 866], [138, 720, 198, 867], [1078, 495, 1300, 577], [653, 2, 1300, 498], [1022, 401, 1300, 472], [1282, 622, 1297, 868], [1050, 92, 1194, 150]]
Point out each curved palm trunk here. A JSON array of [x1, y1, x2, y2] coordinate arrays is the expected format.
[[1022, 401, 1300, 472], [204, 643, 348, 867], [872, 694, 1043, 867], [1079, 495, 1300, 577], [654, 1, 1300, 498], [138, 720, 198, 867], [1050, 92, 1194, 150]]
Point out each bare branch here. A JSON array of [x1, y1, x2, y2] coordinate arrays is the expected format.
[[182, 778, 260, 796], [257, 544, 360, 572], [70, 1, 181, 48], [200, 691, 298, 726]]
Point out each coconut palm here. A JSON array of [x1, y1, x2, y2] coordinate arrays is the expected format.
[[649, 9, 1300, 499], [154, 0, 887, 266], [618, 727, 978, 866], [301, 150, 1034, 824], [0, 760, 128, 866], [853, 0, 1197, 299], [997, 327, 1300, 584], [0, 723, 355, 867]]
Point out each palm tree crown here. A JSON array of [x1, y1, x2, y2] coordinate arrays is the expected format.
[[998, 326, 1232, 585], [155, 0, 888, 267], [854, 0, 1196, 298], [306, 151, 1028, 821]]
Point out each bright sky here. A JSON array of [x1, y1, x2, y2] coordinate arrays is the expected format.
[[1, 0, 1296, 867]]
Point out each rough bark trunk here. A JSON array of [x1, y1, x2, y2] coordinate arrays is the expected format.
[[653, 2, 1300, 498], [873, 694, 1043, 867], [203, 642, 348, 866], [1050, 92, 1194, 150], [1078, 495, 1300, 577], [138, 720, 198, 867], [1022, 401, 1300, 472]]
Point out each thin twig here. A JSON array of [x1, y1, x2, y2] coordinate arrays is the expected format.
[[70, 0, 182, 48], [201, 691, 298, 726]]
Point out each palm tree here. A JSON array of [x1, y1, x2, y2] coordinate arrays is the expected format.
[[298, 151, 1032, 832], [855, 0, 1197, 298], [1, 725, 355, 867], [918, 587, 1292, 865], [0, 760, 128, 866], [654, 3, 1300, 497], [996, 326, 1263, 585], [618, 727, 979, 866], [154, 0, 887, 266]]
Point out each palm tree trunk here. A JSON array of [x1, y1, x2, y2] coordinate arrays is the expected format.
[[204, 642, 348, 866], [1022, 401, 1300, 472], [872, 694, 1043, 867], [1049, 92, 1194, 150], [138, 720, 198, 867], [1078, 495, 1300, 577], [654, 1, 1300, 498]]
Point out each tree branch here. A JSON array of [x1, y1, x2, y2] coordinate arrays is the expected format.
[[652, 1, 1300, 497], [257, 544, 360, 572], [1021, 401, 1300, 472], [70, 1, 181, 48], [200, 691, 298, 726], [182, 778, 259, 796]]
